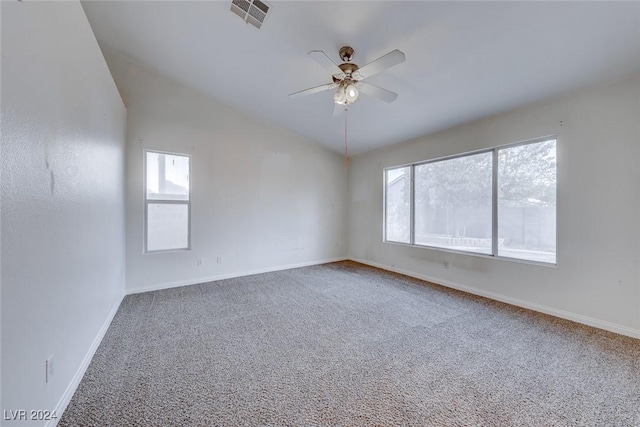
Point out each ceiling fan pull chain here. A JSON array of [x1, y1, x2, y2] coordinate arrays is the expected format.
[[344, 105, 349, 173]]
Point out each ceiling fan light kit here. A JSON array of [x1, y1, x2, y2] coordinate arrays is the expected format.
[[345, 83, 359, 104], [333, 81, 359, 106], [333, 85, 347, 104]]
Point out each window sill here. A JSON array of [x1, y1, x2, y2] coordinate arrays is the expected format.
[[383, 240, 557, 268]]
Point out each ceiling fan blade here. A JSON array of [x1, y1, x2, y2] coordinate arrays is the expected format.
[[289, 82, 337, 99], [308, 50, 345, 78], [354, 49, 405, 80], [357, 82, 398, 103]]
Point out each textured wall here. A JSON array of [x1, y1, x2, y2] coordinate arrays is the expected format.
[[103, 51, 347, 293], [348, 73, 640, 337], [1, 1, 126, 424]]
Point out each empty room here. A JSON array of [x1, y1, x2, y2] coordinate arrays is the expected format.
[[2, 1, 640, 426]]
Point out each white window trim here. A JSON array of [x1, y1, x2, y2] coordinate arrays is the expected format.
[[143, 149, 192, 254], [383, 135, 557, 267]]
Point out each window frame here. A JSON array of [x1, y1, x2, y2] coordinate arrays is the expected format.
[[383, 135, 557, 267], [143, 149, 192, 254]]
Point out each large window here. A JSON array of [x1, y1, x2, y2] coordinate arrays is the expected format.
[[384, 137, 556, 264], [145, 151, 191, 252]]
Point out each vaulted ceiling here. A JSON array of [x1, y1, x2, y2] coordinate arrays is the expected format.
[[82, 1, 640, 155]]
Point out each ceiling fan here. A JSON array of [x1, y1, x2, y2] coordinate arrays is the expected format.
[[289, 46, 405, 115]]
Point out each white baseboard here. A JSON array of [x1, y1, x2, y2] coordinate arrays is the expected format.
[[350, 257, 640, 340], [48, 292, 125, 427], [126, 257, 349, 295]]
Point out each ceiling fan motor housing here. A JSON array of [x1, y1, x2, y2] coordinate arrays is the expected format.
[[332, 62, 359, 83]]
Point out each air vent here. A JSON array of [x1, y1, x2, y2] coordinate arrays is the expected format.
[[230, 0, 270, 30]]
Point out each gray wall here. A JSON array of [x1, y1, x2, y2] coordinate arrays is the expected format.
[[1, 1, 127, 424], [348, 73, 640, 337], [103, 51, 348, 294]]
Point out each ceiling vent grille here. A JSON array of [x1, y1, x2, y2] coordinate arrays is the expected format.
[[230, 0, 270, 30]]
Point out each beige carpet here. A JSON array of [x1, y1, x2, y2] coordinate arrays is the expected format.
[[60, 261, 640, 426]]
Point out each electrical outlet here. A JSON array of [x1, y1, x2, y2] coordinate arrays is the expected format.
[[197, 258, 203, 267], [45, 354, 54, 383], [443, 260, 450, 269], [217, 256, 223, 264]]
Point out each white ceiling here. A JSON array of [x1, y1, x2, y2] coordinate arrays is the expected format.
[[82, 1, 640, 155]]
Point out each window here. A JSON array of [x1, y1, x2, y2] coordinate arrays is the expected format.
[[384, 166, 411, 243], [415, 152, 493, 254], [384, 137, 557, 264], [145, 151, 191, 252], [498, 140, 556, 263]]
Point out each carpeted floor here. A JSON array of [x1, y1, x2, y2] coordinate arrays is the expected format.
[[60, 261, 640, 426]]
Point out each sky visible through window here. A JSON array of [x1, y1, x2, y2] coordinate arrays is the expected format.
[[146, 152, 189, 199]]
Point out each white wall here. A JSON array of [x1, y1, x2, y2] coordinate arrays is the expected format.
[[1, 1, 126, 425], [348, 73, 640, 337], [102, 51, 347, 293]]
